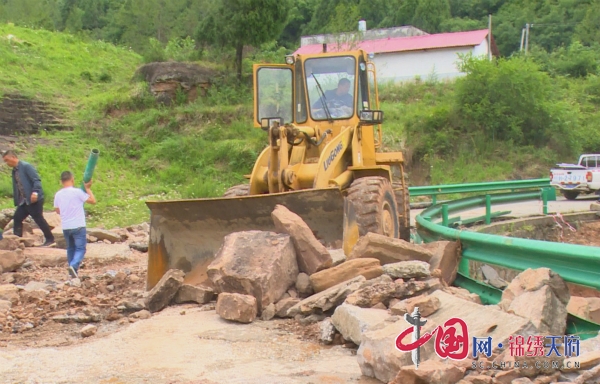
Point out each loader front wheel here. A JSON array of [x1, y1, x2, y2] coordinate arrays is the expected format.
[[393, 181, 411, 241], [223, 184, 250, 197], [347, 177, 399, 239]]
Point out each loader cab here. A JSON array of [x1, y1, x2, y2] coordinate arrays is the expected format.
[[253, 51, 382, 131]]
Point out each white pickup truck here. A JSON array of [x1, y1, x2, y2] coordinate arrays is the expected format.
[[550, 154, 600, 200]]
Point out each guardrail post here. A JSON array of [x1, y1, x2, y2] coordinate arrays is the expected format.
[[541, 188, 548, 215], [432, 195, 437, 205], [485, 195, 492, 224], [441, 204, 449, 227]]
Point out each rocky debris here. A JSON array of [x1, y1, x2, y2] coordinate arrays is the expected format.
[[287, 276, 366, 317], [563, 350, 600, 371], [457, 374, 494, 384], [0, 249, 25, 272], [309, 258, 382, 293], [216, 292, 257, 324], [420, 240, 460, 285], [580, 332, 600, 355], [479, 264, 509, 289], [493, 348, 565, 378], [261, 303, 276, 321], [390, 360, 466, 384], [567, 296, 600, 324], [572, 364, 600, 384], [87, 229, 122, 244], [348, 232, 434, 265], [442, 286, 482, 304], [344, 275, 403, 308], [275, 297, 300, 318], [329, 249, 346, 266], [319, 318, 337, 344], [390, 294, 441, 317], [295, 273, 313, 296], [358, 290, 537, 383], [52, 311, 102, 324], [0, 237, 21, 251], [271, 205, 332, 275], [173, 284, 215, 305], [85, 243, 133, 264], [130, 310, 152, 320], [0, 284, 19, 303], [80, 324, 97, 337], [331, 303, 390, 345], [23, 247, 66, 267], [382, 260, 431, 279], [208, 231, 298, 313], [499, 268, 570, 335], [144, 269, 185, 313], [0, 299, 11, 313], [129, 242, 148, 252]]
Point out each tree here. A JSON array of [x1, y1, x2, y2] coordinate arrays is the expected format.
[[412, 0, 451, 33], [197, 0, 291, 81]]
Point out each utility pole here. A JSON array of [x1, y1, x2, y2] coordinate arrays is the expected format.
[[520, 28, 525, 52], [488, 14, 492, 61], [525, 23, 529, 53]]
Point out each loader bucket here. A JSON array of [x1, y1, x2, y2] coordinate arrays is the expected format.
[[145, 188, 345, 290]]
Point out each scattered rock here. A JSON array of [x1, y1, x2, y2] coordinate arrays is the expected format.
[[173, 284, 215, 305], [0, 249, 25, 272], [295, 273, 313, 296], [261, 303, 276, 321], [442, 286, 482, 304], [0, 238, 20, 251], [457, 375, 493, 384], [208, 231, 298, 313], [572, 364, 600, 384], [116, 299, 146, 313], [580, 332, 600, 355], [329, 249, 346, 266], [390, 294, 441, 317], [275, 297, 300, 318], [298, 313, 326, 325], [568, 296, 600, 324], [271, 205, 332, 275], [331, 303, 390, 345], [23, 281, 50, 292], [287, 275, 366, 317], [144, 269, 185, 313], [357, 290, 537, 383], [382, 260, 431, 279], [309, 258, 382, 293], [216, 292, 257, 323], [389, 360, 466, 384], [319, 318, 336, 344], [0, 299, 11, 313], [24, 248, 66, 267], [420, 240, 460, 285], [493, 348, 564, 378], [80, 324, 97, 338], [499, 268, 570, 335], [129, 242, 148, 252], [563, 350, 600, 371], [0, 284, 19, 303], [348, 232, 434, 265], [85, 243, 133, 264], [130, 310, 152, 320], [87, 229, 122, 243], [479, 264, 508, 289], [344, 279, 404, 308]]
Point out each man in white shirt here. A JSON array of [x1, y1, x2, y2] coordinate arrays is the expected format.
[[54, 171, 97, 278]]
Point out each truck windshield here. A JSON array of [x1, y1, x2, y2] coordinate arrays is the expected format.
[[305, 56, 356, 121]]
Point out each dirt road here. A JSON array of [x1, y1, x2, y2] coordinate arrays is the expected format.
[[0, 305, 380, 384]]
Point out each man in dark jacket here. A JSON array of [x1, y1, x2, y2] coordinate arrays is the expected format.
[[2, 150, 55, 246]]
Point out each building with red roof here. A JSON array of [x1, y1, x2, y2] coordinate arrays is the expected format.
[[295, 24, 499, 83]]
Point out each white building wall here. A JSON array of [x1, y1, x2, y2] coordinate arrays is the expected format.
[[373, 40, 490, 83]]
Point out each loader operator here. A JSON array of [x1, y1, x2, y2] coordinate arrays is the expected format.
[[312, 78, 353, 110]]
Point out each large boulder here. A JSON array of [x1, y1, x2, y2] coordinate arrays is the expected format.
[[287, 275, 366, 317], [0, 249, 25, 272], [207, 231, 298, 313], [24, 247, 66, 267], [87, 229, 122, 244], [382, 260, 431, 279], [499, 268, 570, 335], [173, 284, 215, 304], [144, 269, 185, 312], [348, 232, 434, 265], [309, 258, 382, 293], [216, 293, 257, 323], [0, 237, 21, 251], [357, 290, 537, 383], [271, 205, 332, 275], [420, 240, 460, 285], [331, 303, 390, 345]]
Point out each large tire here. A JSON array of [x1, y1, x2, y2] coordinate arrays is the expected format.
[[392, 181, 411, 241], [562, 190, 580, 201], [223, 184, 250, 197], [347, 177, 399, 239]]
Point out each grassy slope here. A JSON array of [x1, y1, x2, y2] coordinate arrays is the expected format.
[[0, 24, 263, 228]]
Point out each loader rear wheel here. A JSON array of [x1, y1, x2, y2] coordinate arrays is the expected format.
[[393, 181, 411, 241], [561, 190, 580, 201], [223, 184, 250, 197], [347, 177, 399, 239]]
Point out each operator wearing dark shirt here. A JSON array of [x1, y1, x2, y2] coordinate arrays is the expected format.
[[312, 78, 353, 109]]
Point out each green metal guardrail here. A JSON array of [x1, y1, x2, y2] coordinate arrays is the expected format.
[[409, 178, 551, 204], [416, 188, 600, 339]]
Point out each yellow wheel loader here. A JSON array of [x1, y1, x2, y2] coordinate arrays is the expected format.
[[145, 50, 410, 290]]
